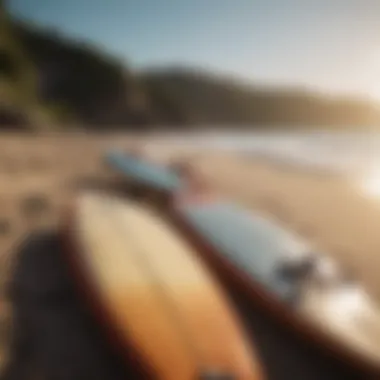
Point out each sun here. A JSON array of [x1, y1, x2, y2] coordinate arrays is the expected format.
[[360, 169, 380, 198], [364, 50, 380, 102], [362, 177, 380, 197], [368, 87, 380, 103]]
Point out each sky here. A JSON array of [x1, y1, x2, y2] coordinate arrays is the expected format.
[[8, 0, 380, 100]]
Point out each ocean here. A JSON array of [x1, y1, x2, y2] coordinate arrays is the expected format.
[[146, 129, 380, 197]]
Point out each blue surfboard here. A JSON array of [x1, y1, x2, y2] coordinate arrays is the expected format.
[[174, 199, 380, 374], [176, 200, 306, 303], [104, 151, 183, 193]]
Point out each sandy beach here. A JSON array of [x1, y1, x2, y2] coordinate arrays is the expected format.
[[0, 133, 380, 296], [0, 133, 380, 378]]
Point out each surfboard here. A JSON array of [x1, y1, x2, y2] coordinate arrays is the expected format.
[[170, 198, 380, 376], [103, 150, 210, 206], [61, 191, 263, 380], [104, 150, 183, 193]]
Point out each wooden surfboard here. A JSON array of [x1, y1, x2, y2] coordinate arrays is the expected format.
[[62, 191, 263, 380], [170, 198, 380, 376]]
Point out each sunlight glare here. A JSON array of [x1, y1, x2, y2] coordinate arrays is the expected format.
[[361, 171, 380, 198]]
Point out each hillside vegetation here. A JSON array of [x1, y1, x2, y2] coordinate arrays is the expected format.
[[143, 68, 380, 128], [0, 3, 49, 128], [1, 7, 380, 130]]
